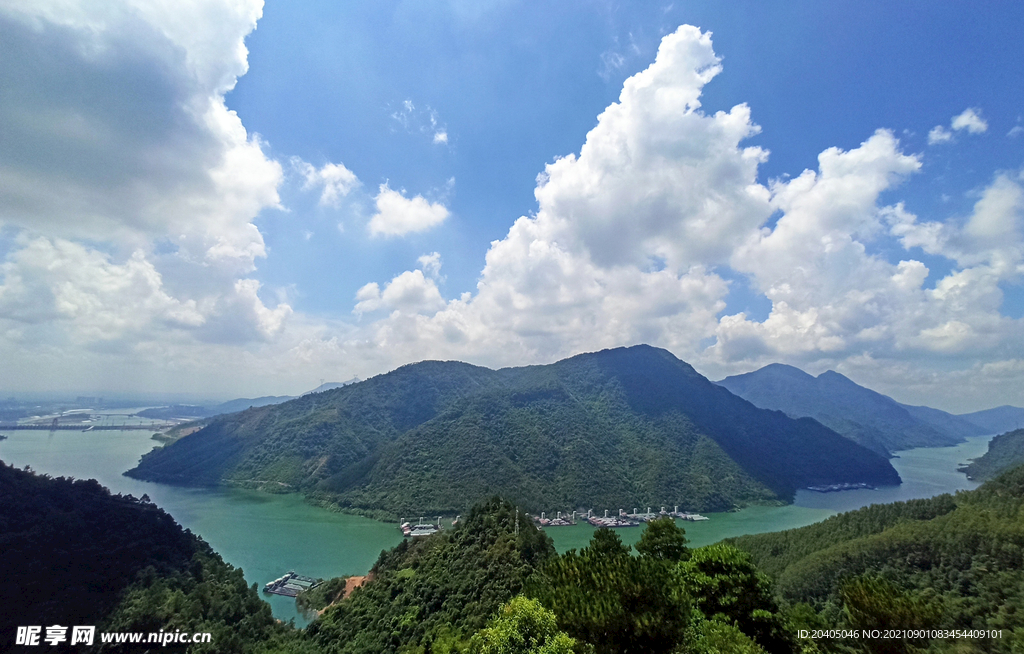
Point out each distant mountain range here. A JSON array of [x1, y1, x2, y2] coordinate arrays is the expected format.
[[717, 364, 999, 456], [134, 378, 361, 420], [126, 346, 898, 516]]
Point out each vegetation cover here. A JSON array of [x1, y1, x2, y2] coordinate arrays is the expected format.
[[128, 346, 898, 517], [961, 428, 1024, 481], [729, 463, 1024, 652], [0, 461, 302, 653]]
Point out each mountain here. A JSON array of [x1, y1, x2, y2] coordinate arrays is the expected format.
[[728, 463, 1024, 652], [958, 405, 1024, 435], [210, 395, 296, 415], [0, 462, 295, 653], [961, 428, 1024, 481], [127, 346, 898, 516], [717, 364, 971, 456]]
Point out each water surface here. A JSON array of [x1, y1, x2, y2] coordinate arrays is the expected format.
[[0, 424, 993, 623]]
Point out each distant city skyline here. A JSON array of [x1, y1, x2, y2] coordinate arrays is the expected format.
[[1, 2, 1023, 413]]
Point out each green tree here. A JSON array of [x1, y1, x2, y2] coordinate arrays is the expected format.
[[468, 596, 577, 654], [840, 576, 941, 654], [530, 529, 691, 654], [635, 517, 690, 562], [680, 544, 794, 653]]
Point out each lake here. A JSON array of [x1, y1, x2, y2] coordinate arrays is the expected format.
[[0, 423, 992, 626]]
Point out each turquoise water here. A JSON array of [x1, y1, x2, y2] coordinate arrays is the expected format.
[[544, 433, 992, 553], [0, 427, 402, 626], [0, 426, 993, 624]]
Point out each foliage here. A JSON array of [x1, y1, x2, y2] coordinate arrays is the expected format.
[[0, 461, 297, 653], [681, 619, 768, 654], [296, 576, 351, 614], [680, 544, 795, 653], [467, 596, 577, 654], [730, 464, 1024, 653], [635, 516, 690, 562], [305, 498, 556, 654], [528, 527, 692, 654], [128, 346, 898, 518], [962, 428, 1024, 481]]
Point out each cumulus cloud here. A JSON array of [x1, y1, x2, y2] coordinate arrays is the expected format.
[[951, 107, 988, 134], [350, 25, 761, 365], [928, 125, 953, 145], [929, 107, 989, 146], [0, 0, 292, 367], [294, 158, 359, 207], [367, 184, 450, 236], [340, 26, 1024, 412]]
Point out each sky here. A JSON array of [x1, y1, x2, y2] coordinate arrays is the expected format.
[[1, 1, 1024, 412]]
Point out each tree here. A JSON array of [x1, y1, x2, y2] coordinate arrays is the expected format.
[[530, 529, 691, 654], [679, 544, 794, 653], [635, 517, 689, 562], [468, 596, 577, 654]]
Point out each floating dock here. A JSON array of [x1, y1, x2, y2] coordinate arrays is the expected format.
[[400, 517, 443, 538], [805, 482, 874, 493], [263, 571, 323, 597]]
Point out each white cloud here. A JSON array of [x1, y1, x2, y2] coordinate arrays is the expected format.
[[341, 27, 1024, 412], [353, 270, 445, 316], [367, 184, 450, 236], [951, 107, 988, 134], [295, 158, 359, 207], [433, 131, 449, 144], [417, 252, 443, 279], [928, 108, 989, 146], [928, 125, 953, 145], [0, 0, 292, 365], [1009, 125, 1024, 139]]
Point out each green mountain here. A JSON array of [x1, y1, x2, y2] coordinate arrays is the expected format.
[[727, 464, 1024, 653], [0, 461, 299, 653], [305, 498, 554, 654], [127, 346, 899, 517], [961, 428, 1024, 481], [717, 363, 974, 456]]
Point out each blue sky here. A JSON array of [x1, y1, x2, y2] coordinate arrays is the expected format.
[[1, 1, 1023, 411]]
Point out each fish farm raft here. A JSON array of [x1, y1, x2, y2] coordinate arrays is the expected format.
[[263, 571, 323, 597]]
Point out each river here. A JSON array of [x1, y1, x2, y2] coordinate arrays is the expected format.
[[0, 421, 993, 626]]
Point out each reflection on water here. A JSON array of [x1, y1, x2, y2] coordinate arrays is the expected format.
[[0, 426, 994, 624]]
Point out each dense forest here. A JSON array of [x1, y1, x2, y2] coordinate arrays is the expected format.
[[961, 428, 1024, 481], [730, 463, 1024, 653], [128, 346, 898, 517], [0, 461, 304, 653], [8, 459, 1024, 652]]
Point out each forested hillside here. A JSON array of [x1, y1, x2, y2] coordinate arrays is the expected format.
[[128, 346, 898, 517], [0, 461, 302, 653], [961, 428, 1024, 481], [729, 464, 1024, 653]]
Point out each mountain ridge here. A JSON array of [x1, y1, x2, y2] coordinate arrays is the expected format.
[[127, 346, 899, 516], [717, 364, 980, 456]]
